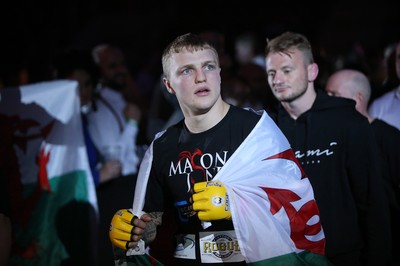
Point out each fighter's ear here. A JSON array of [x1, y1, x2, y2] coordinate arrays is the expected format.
[[163, 77, 175, 94], [307, 63, 319, 82]]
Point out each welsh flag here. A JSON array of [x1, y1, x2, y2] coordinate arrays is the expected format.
[[212, 111, 330, 265], [0, 80, 98, 265], [128, 110, 331, 265]]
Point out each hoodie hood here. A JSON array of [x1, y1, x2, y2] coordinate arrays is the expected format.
[[307, 89, 356, 114], [268, 89, 356, 121]]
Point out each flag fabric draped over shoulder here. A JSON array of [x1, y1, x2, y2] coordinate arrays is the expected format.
[[0, 80, 98, 265], [127, 110, 330, 266], [213, 111, 329, 265]]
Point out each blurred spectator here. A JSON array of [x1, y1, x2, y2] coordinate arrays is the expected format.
[[92, 44, 140, 103], [54, 47, 140, 266], [234, 31, 266, 69], [91, 44, 143, 173], [231, 32, 277, 111], [370, 42, 400, 102], [368, 40, 400, 130], [380, 43, 400, 95], [221, 63, 275, 111], [91, 44, 144, 265], [134, 51, 161, 108], [326, 69, 400, 265], [146, 75, 183, 142], [54, 49, 123, 186], [221, 75, 252, 108], [235, 62, 277, 111]]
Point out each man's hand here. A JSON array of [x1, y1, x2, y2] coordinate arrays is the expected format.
[[192, 181, 231, 221], [109, 209, 151, 250]]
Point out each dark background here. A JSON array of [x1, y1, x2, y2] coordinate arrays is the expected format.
[[1, 0, 399, 85]]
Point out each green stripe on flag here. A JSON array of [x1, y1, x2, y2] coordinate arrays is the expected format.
[[11, 170, 97, 266], [248, 251, 332, 266]]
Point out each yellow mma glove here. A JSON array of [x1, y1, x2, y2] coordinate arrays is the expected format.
[[192, 181, 231, 221], [109, 209, 136, 250]]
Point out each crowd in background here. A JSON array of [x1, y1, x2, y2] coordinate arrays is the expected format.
[[1, 28, 398, 121]]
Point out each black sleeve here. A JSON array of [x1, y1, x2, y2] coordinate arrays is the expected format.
[[347, 117, 392, 265]]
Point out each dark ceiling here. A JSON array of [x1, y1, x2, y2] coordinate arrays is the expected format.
[[1, 0, 399, 84]]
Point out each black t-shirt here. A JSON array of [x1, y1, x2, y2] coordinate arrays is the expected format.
[[144, 105, 261, 265]]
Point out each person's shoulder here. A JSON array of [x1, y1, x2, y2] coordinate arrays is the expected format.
[[371, 119, 400, 150], [315, 90, 357, 114], [100, 86, 125, 102], [222, 105, 263, 139], [315, 92, 369, 126], [224, 105, 262, 133], [230, 105, 263, 120], [370, 86, 399, 106], [372, 119, 400, 137], [153, 120, 184, 143]]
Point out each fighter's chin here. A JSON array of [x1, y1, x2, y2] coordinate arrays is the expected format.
[[274, 94, 293, 103], [273, 92, 286, 101], [192, 101, 214, 114]]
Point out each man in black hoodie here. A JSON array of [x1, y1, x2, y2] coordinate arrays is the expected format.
[[265, 32, 392, 266], [325, 69, 400, 265]]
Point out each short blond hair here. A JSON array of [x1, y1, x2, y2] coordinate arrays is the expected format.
[[161, 33, 219, 78]]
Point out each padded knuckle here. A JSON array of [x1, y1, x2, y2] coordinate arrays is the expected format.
[[192, 191, 206, 202], [119, 221, 134, 233], [194, 181, 207, 192], [110, 228, 132, 242], [192, 200, 205, 211], [111, 238, 129, 250], [117, 209, 135, 223]]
